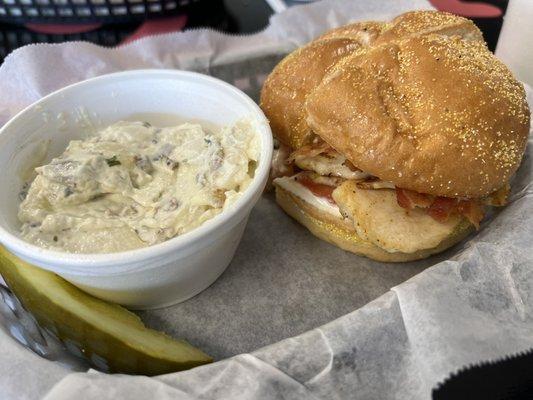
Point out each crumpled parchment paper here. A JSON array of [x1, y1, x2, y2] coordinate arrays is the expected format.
[[1, 0, 532, 399]]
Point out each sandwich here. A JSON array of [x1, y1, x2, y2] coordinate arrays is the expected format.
[[260, 11, 530, 262]]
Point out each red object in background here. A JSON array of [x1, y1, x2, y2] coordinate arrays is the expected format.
[[429, 0, 502, 18], [25, 23, 103, 34], [24, 15, 188, 44], [121, 15, 188, 44]]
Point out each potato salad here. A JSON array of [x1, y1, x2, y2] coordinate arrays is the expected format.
[[18, 120, 259, 253]]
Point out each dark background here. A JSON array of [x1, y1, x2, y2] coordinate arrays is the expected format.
[[0, 0, 510, 62]]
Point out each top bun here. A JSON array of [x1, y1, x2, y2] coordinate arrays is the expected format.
[[261, 11, 530, 198], [260, 11, 484, 150]]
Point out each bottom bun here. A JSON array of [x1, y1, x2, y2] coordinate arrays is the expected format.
[[275, 186, 473, 262]]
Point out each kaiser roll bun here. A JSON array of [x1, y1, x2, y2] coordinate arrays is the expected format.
[[260, 11, 491, 153]]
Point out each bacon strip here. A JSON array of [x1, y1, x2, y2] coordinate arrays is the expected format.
[[456, 200, 484, 229], [396, 188, 434, 209], [296, 174, 337, 204], [427, 197, 457, 223], [396, 187, 485, 228]]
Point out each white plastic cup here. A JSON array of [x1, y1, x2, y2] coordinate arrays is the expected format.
[[0, 70, 273, 310], [495, 0, 533, 85]]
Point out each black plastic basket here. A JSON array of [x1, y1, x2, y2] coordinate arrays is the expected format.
[[0, 0, 202, 24]]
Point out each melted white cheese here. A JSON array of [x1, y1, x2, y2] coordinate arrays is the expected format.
[[274, 175, 342, 218], [18, 120, 259, 253]]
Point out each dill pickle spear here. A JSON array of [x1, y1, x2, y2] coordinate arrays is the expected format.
[[0, 246, 212, 375]]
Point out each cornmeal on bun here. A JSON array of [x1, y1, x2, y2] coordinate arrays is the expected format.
[[261, 11, 530, 262]]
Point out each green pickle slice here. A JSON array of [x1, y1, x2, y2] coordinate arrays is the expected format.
[[0, 246, 212, 375]]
